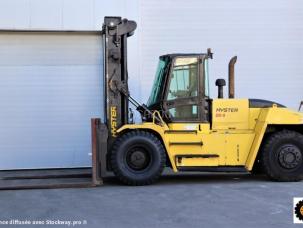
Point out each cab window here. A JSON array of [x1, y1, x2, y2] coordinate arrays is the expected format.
[[168, 105, 198, 119], [167, 57, 198, 100], [166, 57, 199, 121]]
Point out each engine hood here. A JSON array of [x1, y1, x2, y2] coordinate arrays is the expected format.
[[249, 99, 286, 108]]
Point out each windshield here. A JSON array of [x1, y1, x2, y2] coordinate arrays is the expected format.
[[147, 59, 168, 106], [204, 59, 210, 97]]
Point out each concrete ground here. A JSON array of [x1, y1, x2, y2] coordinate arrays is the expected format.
[[0, 172, 302, 228]]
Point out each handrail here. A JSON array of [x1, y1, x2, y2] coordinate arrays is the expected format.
[[152, 111, 169, 130]]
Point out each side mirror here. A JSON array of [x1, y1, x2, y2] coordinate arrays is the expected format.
[[207, 48, 213, 59], [215, 79, 226, 99]]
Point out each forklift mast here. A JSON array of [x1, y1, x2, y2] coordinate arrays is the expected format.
[[102, 17, 137, 146]]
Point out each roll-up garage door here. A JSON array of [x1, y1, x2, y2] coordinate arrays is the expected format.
[[0, 32, 103, 169]]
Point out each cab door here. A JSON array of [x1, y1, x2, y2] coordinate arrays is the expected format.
[[162, 56, 223, 169], [163, 56, 206, 122]]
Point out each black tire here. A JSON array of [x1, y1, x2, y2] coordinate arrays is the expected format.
[[110, 131, 166, 186], [260, 130, 303, 182], [251, 158, 264, 175]]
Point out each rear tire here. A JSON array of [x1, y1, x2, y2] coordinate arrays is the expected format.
[[111, 131, 166, 186], [251, 158, 264, 175], [260, 130, 303, 182]]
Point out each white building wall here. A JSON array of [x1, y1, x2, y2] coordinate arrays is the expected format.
[[0, 0, 126, 31], [0, 0, 141, 99], [0, 0, 301, 108], [139, 0, 303, 109]]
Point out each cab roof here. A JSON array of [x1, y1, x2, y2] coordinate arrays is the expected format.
[[159, 53, 208, 59]]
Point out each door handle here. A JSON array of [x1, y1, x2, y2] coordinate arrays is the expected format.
[[166, 101, 174, 106]]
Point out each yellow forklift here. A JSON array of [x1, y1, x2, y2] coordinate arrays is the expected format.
[[97, 17, 303, 186], [0, 16, 302, 190]]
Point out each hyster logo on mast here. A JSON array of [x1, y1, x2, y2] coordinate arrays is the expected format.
[[111, 106, 117, 137]]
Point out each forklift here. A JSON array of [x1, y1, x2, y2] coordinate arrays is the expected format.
[[4, 16, 301, 190], [95, 16, 303, 186]]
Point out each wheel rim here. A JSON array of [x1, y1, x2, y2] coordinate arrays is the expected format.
[[126, 146, 151, 171], [278, 144, 302, 169]]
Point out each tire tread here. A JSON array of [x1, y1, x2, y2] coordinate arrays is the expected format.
[[260, 130, 303, 182], [111, 130, 166, 186]]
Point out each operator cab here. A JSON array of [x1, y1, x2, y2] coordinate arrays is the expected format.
[[147, 52, 212, 122]]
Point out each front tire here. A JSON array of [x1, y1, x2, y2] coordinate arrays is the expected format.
[[111, 131, 166, 186], [260, 130, 303, 182]]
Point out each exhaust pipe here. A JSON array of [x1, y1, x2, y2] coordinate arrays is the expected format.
[[228, 56, 237, 98]]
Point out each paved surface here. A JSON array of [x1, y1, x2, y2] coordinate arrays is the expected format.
[[0, 172, 302, 228]]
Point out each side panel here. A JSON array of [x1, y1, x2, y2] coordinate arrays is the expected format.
[[169, 130, 255, 167], [245, 117, 268, 170], [165, 125, 226, 167], [212, 99, 249, 130], [225, 133, 255, 165]]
